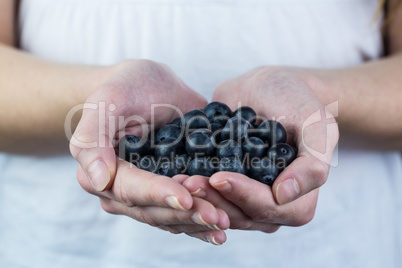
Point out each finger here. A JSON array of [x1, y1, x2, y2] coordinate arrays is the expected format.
[[100, 196, 228, 230], [276, 189, 319, 226], [81, 158, 194, 210], [69, 89, 119, 192], [209, 172, 282, 224], [184, 176, 279, 231], [158, 225, 222, 234], [272, 113, 339, 205], [156, 208, 230, 234], [209, 172, 319, 226], [186, 230, 227, 245], [215, 208, 231, 231], [272, 154, 327, 205], [183, 176, 251, 228], [77, 164, 104, 198], [172, 174, 190, 184]]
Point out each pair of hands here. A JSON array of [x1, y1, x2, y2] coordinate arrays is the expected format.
[[70, 60, 339, 245]]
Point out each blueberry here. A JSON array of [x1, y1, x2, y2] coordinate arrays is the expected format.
[[210, 122, 224, 133], [117, 102, 295, 186], [251, 120, 287, 145], [218, 156, 246, 174], [292, 146, 298, 156], [170, 117, 183, 127], [188, 158, 215, 177], [221, 117, 253, 142], [157, 161, 182, 177], [137, 155, 158, 173], [216, 139, 243, 159], [174, 154, 191, 174], [129, 134, 153, 156], [155, 137, 185, 160], [185, 129, 216, 158], [249, 157, 279, 186], [233, 106, 257, 125], [118, 135, 147, 163], [210, 122, 224, 145], [183, 109, 209, 131], [147, 128, 159, 148], [242, 137, 268, 160], [267, 143, 296, 170], [203, 101, 232, 126], [156, 124, 183, 144]]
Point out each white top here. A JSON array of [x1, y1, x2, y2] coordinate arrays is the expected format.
[[0, 0, 401, 267]]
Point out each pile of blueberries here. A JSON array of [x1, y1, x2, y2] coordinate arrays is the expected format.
[[117, 102, 297, 186]]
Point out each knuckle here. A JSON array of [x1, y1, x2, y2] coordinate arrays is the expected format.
[[100, 199, 118, 215], [231, 219, 253, 230], [251, 207, 279, 222], [294, 209, 316, 227], [68, 142, 79, 159], [230, 188, 255, 208], [147, 179, 164, 204], [215, 79, 231, 91], [261, 225, 281, 234], [137, 59, 169, 77], [69, 142, 87, 162], [330, 119, 340, 143], [136, 58, 156, 68], [172, 211, 189, 225], [137, 208, 158, 227], [116, 175, 136, 208], [261, 68, 302, 87], [311, 160, 329, 187]]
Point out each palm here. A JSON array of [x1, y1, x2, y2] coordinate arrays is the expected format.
[[71, 60, 231, 245], [183, 68, 339, 231]]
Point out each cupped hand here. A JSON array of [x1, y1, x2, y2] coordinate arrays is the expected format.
[[185, 67, 339, 231], [69, 59, 228, 244]]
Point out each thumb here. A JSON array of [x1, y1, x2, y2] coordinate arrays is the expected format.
[[69, 101, 116, 192], [273, 113, 339, 205]]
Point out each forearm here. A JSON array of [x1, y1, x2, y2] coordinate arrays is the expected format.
[[0, 44, 115, 153], [305, 53, 402, 149]]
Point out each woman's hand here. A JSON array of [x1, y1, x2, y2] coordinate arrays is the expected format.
[[184, 67, 339, 231], [69, 59, 229, 244]]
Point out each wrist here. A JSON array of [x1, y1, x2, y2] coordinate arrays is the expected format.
[[67, 61, 126, 133], [297, 68, 339, 116], [258, 66, 338, 115], [73, 62, 124, 104]]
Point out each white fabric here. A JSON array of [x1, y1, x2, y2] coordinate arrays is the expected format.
[[0, 0, 401, 267]]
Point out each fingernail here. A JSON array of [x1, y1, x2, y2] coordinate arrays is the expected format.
[[211, 180, 232, 193], [276, 178, 300, 205], [165, 196, 186, 210], [211, 224, 221, 231], [192, 215, 221, 230], [87, 160, 111, 192], [205, 225, 221, 231], [191, 212, 209, 225], [190, 188, 206, 197], [206, 235, 221, 246]]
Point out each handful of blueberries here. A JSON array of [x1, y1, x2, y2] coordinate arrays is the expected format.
[[117, 102, 297, 186]]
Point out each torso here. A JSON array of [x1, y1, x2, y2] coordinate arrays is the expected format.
[[0, 1, 400, 267]]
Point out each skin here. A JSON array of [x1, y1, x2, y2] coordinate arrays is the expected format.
[[0, 0, 401, 245], [182, 1, 402, 235], [0, 0, 229, 243]]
